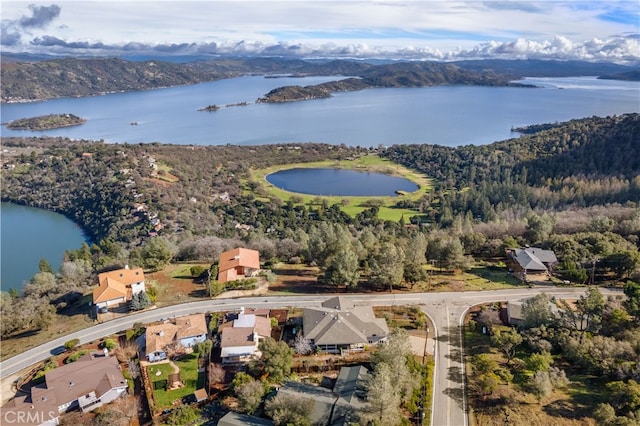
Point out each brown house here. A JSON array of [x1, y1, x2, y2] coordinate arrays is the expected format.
[[1, 354, 127, 425], [92, 266, 145, 309], [145, 314, 208, 362], [218, 248, 260, 284]]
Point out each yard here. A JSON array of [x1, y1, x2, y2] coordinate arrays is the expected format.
[[148, 353, 205, 411]]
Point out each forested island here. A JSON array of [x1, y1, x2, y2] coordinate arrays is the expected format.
[[5, 113, 86, 130]]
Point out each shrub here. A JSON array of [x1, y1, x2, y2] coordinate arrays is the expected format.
[[101, 338, 118, 350], [65, 350, 89, 363], [64, 338, 80, 350], [190, 265, 207, 277]]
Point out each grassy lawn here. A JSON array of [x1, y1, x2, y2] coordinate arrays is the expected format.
[[413, 265, 524, 292], [149, 353, 203, 410], [248, 155, 432, 221]]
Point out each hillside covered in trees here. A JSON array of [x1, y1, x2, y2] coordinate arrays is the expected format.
[[2, 56, 636, 103]]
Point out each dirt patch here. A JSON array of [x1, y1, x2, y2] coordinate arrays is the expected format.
[[268, 265, 327, 294], [147, 265, 206, 306]]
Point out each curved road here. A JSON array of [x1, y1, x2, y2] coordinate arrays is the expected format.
[[0, 287, 621, 426]]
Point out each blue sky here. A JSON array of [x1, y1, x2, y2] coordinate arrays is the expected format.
[[1, 1, 639, 61]]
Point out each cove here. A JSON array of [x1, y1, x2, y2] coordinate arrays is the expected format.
[[1, 202, 88, 292], [266, 168, 419, 196]]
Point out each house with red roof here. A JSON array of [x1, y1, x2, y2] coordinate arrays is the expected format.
[[92, 266, 145, 309], [217, 248, 260, 284]]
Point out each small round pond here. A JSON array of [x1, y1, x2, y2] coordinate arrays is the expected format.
[[266, 168, 419, 196]]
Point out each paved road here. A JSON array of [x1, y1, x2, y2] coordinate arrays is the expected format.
[[0, 287, 623, 426]]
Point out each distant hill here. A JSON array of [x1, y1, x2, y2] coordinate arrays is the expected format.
[[2, 56, 636, 103], [598, 69, 640, 81], [0, 57, 233, 102], [451, 59, 635, 78]]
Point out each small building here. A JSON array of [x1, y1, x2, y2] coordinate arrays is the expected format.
[[145, 314, 208, 362], [218, 247, 260, 284], [92, 266, 145, 309], [1, 353, 127, 425], [303, 297, 389, 354]]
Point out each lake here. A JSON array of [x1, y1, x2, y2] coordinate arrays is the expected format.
[[266, 168, 419, 196], [1, 202, 88, 292], [1, 76, 638, 147]]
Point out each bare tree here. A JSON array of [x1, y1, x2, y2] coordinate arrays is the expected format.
[[294, 333, 312, 355]]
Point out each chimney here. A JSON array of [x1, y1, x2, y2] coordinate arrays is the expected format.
[[125, 264, 130, 269], [158, 330, 164, 337]]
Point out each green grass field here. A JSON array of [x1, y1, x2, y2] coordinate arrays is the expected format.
[[249, 154, 432, 221], [149, 353, 204, 410]]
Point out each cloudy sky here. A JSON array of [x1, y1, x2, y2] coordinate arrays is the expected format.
[[1, 1, 639, 62]]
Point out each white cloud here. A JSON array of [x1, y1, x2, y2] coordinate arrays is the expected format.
[[1, 1, 638, 62]]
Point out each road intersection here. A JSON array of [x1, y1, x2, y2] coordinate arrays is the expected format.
[[0, 287, 622, 425]]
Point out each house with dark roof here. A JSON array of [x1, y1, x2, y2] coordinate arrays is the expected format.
[[219, 311, 272, 364], [217, 411, 274, 426], [218, 248, 260, 284], [506, 247, 558, 281], [1, 354, 127, 426], [303, 297, 389, 354], [145, 314, 208, 362], [92, 266, 145, 309], [272, 365, 370, 426]]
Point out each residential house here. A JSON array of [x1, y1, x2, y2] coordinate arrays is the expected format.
[[303, 297, 389, 354], [92, 266, 145, 309], [1, 354, 127, 426], [219, 311, 272, 364], [217, 411, 274, 426], [218, 248, 260, 284], [274, 365, 370, 426], [145, 314, 208, 362], [506, 297, 559, 326], [506, 247, 558, 281]]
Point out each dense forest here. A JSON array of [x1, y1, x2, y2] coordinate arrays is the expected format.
[[1, 114, 639, 339]]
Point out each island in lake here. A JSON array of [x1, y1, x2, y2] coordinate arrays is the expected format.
[[6, 113, 86, 130]]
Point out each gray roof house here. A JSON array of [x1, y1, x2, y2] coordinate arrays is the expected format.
[[1, 353, 127, 426], [506, 247, 558, 281], [274, 365, 370, 426], [217, 411, 274, 426], [303, 297, 389, 354]]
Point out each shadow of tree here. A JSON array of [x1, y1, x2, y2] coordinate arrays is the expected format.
[[543, 399, 583, 419], [444, 386, 465, 409]]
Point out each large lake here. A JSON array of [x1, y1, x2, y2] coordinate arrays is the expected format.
[[266, 168, 419, 196], [1, 76, 638, 147], [1, 202, 88, 292]]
